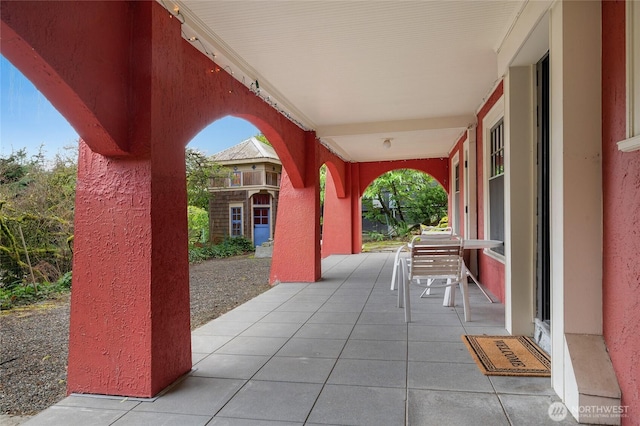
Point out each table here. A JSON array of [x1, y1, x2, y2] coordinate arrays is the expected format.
[[444, 238, 502, 305]]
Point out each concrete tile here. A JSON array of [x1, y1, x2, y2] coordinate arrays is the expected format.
[[239, 322, 301, 338], [307, 384, 406, 426], [408, 324, 466, 342], [407, 361, 493, 392], [276, 338, 346, 358], [192, 354, 270, 379], [217, 310, 269, 322], [253, 356, 335, 383], [24, 406, 126, 426], [57, 394, 140, 410], [327, 359, 406, 388], [133, 376, 244, 416], [498, 394, 580, 425], [209, 419, 302, 426], [296, 287, 336, 296], [232, 301, 283, 312], [490, 375, 557, 396], [307, 311, 360, 324], [215, 336, 289, 356], [405, 312, 464, 326], [294, 323, 354, 339], [192, 352, 208, 364], [408, 341, 475, 363], [112, 411, 211, 425], [258, 311, 314, 324], [340, 339, 407, 361], [356, 311, 405, 324], [192, 321, 254, 336], [408, 389, 510, 426], [317, 302, 364, 313], [217, 381, 322, 423], [191, 335, 234, 353], [274, 301, 324, 312], [350, 324, 407, 341]]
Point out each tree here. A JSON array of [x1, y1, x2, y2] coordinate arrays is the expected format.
[[0, 147, 77, 286], [185, 148, 223, 210], [362, 169, 447, 235], [254, 133, 271, 146]]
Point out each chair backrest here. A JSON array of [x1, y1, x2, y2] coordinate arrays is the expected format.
[[409, 235, 464, 281], [420, 226, 454, 238]]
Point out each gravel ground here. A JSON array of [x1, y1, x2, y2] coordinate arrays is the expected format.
[[0, 255, 272, 420]]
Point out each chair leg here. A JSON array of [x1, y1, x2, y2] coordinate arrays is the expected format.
[[401, 259, 411, 323], [397, 260, 404, 309], [391, 260, 398, 291], [459, 279, 471, 322], [443, 280, 456, 307]]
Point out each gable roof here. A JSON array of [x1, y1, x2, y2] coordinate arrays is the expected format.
[[212, 137, 280, 165]]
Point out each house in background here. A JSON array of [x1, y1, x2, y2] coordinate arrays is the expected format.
[[208, 137, 281, 246]]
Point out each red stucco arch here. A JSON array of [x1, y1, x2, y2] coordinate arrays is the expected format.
[[1, 0, 324, 398], [358, 158, 450, 195], [1, 1, 133, 156]]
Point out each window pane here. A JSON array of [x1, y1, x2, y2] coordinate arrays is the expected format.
[[489, 175, 505, 255]]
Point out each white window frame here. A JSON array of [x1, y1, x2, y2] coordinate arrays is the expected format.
[[451, 152, 461, 235], [483, 96, 506, 262], [229, 203, 243, 237], [619, 0, 640, 152]]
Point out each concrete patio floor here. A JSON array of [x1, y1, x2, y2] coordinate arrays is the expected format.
[[23, 252, 579, 425]]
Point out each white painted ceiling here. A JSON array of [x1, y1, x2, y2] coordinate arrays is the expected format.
[[167, 0, 525, 162]]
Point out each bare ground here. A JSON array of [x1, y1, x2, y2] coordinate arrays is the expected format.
[[0, 255, 272, 418]]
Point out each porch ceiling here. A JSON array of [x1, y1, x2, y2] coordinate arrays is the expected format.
[[168, 1, 525, 162]]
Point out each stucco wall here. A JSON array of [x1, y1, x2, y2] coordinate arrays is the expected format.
[[602, 1, 640, 421]]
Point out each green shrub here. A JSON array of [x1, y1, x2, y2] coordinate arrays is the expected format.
[[0, 271, 72, 310], [188, 237, 254, 263]]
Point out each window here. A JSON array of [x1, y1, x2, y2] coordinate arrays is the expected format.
[[266, 171, 279, 186], [452, 155, 461, 235], [488, 119, 505, 255], [230, 205, 243, 237], [252, 193, 270, 205], [253, 208, 269, 225], [230, 171, 241, 187]]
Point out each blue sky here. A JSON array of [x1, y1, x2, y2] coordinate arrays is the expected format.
[[1, 55, 259, 160]]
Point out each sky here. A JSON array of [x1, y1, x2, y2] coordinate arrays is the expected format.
[[0, 55, 259, 160]]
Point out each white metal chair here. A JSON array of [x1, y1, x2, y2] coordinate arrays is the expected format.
[[391, 227, 453, 291], [397, 234, 470, 322], [390, 244, 408, 291], [420, 226, 454, 236]]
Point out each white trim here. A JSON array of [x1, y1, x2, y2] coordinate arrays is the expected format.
[[451, 152, 460, 235], [617, 134, 640, 152], [482, 96, 506, 264], [626, 0, 640, 141], [620, 0, 640, 151]]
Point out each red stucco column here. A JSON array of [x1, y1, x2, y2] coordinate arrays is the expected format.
[[270, 167, 322, 282], [68, 142, 191, 397], [67, 2, 191, 397], [321, 168, 354, 257]]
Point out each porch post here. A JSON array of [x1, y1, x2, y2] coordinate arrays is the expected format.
[[67, 2, 191, 397], [270, 134, 321, 282], [321, 167, 354, 256]]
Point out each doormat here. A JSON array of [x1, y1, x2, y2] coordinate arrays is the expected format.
[[461, 335, 550, 377]]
